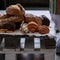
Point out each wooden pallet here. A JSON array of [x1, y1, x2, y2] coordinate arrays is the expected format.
[[0, 35, 56, 60]]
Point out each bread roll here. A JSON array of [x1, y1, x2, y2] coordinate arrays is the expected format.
[[38, 25, 49, 34], [28, 22, 38, 33]]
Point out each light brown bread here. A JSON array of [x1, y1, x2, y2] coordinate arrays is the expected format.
[[28, 22, 38, 33], [25, 14, 42, 25], [38, 25, 49, 34], [6, 4, 25, 16]]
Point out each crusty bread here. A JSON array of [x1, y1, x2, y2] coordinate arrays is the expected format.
[[40, 15, 50, 26], [0, 16, 24, 26], [38, 25, 49, 34], [6, 4, 25, 16], [25, 14, 42, 25], [28, 22, 38, 33]]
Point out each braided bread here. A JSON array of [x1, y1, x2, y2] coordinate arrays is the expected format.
[[28, 22, 38, 33], [38, 25, 49, 34]]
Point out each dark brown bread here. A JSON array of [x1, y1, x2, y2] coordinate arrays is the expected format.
[[2, 22, 16, 31], [41, 15, 50, 26]]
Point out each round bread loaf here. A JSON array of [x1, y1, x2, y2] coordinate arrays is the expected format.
[[6, 4, 25, 16], [40, 15, 50, 26]]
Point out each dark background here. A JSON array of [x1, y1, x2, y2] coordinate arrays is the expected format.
[[0, 0, 49, 10]]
